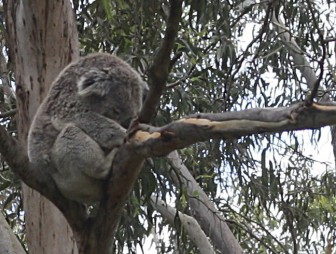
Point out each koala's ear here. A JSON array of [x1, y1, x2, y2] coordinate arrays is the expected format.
[[77, 69, 110, 97]]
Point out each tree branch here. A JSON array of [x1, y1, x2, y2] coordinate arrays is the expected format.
[[134, 102, 336, 157], [2, 98, 336, 247], [151, 195, 216, 254], [0, 124, 87, 233], [166, 151, 243, 254], [0, 109, 16, 119], [271, 8, 318, 89], [139, 0, 183, 123], [305, 0, 327, 105], [270, 2, 336, 166], [82, 145, 145, 253]]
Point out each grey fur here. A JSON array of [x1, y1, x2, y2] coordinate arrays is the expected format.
[[28, 53, 148, 204]]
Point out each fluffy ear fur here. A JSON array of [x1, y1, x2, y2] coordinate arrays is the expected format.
[[77, 69, 111, 97]]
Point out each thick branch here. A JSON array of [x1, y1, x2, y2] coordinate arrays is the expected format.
[[151, 195, 216, 254], [134, 102, 336, 157], [166, 151, 243, 254], [0, 124, 86, 232], [81, 145, 145, 254], [139, 0, 183, 123]]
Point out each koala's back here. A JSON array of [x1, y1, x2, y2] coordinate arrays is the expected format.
[[28, 53, 147, 166]]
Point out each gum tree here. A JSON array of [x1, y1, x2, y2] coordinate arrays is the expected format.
[[1, 0, 336, 253]]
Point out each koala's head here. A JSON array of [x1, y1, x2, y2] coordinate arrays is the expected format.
[[76, 54, 148, 128]]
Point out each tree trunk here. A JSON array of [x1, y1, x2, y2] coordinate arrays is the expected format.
[[4, 0, 80, 253]]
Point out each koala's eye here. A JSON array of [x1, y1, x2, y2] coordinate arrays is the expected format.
[[79, 77, 96, 90], [77, 70, 110, 97]]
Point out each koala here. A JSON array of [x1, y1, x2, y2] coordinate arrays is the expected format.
[[27, 53, 148, 204]]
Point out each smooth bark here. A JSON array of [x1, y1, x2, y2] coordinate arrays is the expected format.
[[4, 0, 79, 253], [151, 195, 216, 254], [167, 151, 243, 254]]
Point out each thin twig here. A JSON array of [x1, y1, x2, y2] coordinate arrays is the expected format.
[[166, 40, 219, 89], [0, 109, 16, 118], [225, 2, 273, 107]]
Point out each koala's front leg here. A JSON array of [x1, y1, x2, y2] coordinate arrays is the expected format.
[[52, 123, 116, 180], [51, 123, 118, 203], [52, 112, 126, 151]]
